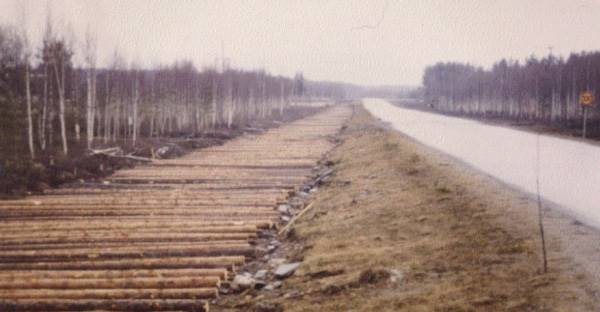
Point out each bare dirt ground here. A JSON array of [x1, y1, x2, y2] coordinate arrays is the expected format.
[[216, 105, 599, 311]]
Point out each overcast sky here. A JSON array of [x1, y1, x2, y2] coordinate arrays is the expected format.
[[2, 0, 600, 86]]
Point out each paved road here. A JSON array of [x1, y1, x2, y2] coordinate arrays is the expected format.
[[364, 98, 600, 228]]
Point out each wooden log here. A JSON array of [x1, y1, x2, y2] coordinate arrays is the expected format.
[[5, 190, 283, 201], [0, 233, 256, 246], [106, 178, 305, 185], [0, 203, 273, 210], [0, 229, 256, 244], [42, 188, 285, 195], [0, 226, 257, 237], [0, 196, 280, 205], [0, 202, 269, 209], [0, 256, 244, 270], [0, 220, 271, 231], [0, 287, 217, 300], [0, 216, 277, 224], [0, 244, 254, 262], [89, 147, 153, 163], [279, 203, 315, 236], [0, 210, 279, 218], [0, 276, 220, 289], [0, 299, 209, 311], [89, 147, 122, 155], [0, 240, 248, 252], [0, 268, 227, 280], [147, 163, 313, 170]]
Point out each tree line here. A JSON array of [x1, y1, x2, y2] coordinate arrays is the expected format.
[[422, 51, 600, 124], [0, 21, 334, 164]]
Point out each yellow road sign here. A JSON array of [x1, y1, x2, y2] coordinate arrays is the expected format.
[[580, 91, 595, 106]]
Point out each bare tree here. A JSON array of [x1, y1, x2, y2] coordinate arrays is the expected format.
[[279, 79, 285, 116], [40, 9, 53, 152], [50, 38, 70, 155], [83, 27, 97, 149], [131, 63, 139, 146], [19, 5, 34, 158]]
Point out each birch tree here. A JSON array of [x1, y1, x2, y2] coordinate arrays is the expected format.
[[83, 27, 97, 149], [50, 38, 71, 155], [19, 8, 34, 159]]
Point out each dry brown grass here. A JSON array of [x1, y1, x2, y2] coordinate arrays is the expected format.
[[262, 106, 595, 311]]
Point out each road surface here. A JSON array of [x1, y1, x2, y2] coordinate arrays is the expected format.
[[364, 98, 600, 228]]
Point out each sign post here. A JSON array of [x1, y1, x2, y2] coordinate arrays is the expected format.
[[579, 91, 595, 138]]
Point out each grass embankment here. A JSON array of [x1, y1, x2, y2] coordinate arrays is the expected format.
[[268, 106, 593, 311]]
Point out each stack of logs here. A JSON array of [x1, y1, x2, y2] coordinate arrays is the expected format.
[[0, 106, 351, 311]]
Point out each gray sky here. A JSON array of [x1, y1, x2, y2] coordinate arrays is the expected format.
[[2, 0, 600, 86]]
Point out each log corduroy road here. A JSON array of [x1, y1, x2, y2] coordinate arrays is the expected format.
[[0, 106, 351, 311]]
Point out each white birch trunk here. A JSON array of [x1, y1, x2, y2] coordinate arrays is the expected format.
[[54, 60, 68, 155], [25, 62, 34, 158]]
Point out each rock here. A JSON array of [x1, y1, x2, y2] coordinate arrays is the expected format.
[[269, 258, 287, 267], [281, 215, 290, 222], [277, 204, 290, 214], [309, 187, 318, 193], [156, 146, 171, 158], [232, 274, 255, 291], [258, 230, 275, 239], [242, 272, 253, 278], [267, 245, 277, 253], [274, 262, 301, 278], [256, 246, 268, 256], [389, 269, 404, 283], [254, 280, 267, 290], [254, 269, 268, 280], [263, 281, 282, 291], [219, 287, 230, 295], [298, 191, 310, 198], [156, 144, 184, 159], [289, 198, 304, 209]]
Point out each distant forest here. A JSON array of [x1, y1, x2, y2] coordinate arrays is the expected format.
[[0, 21, 355, 166], [422, 52, 600, 124]]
